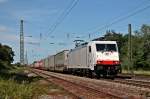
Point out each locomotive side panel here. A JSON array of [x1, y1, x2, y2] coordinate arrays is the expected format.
[[68, 46, 88, 69]]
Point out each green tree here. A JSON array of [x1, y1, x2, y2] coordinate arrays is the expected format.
[[126, 24, 150, 70], [141, 24, 150, 69], [0, 43, 14, 67]]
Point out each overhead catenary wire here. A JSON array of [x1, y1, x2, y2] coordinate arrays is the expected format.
[[46, 0, 79, 37], [81, 0, 150, 39], [37, 0, 79, 59], [91, 4, 150, 35], [46, 0, 74, 34], [41, 0, 150, 53]]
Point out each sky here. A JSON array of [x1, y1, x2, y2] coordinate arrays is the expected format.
[[0, 0, 150, 64]]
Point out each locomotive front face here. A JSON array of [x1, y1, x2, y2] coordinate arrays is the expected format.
[[95, 43, 120, 66], [91, 41, 121, 77]]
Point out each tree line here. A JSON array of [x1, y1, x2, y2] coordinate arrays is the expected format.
[[99, 24, 150, 70]]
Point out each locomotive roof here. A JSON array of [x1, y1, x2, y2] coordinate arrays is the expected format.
[[91, 41, 117, 44], [78, 41, 117, 47], [70, 41, 117, 52]]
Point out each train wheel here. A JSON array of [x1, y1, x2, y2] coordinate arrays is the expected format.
[[83, 69, 86, 77], [79, 69, 83, 77], [110, 75, 115, 80], [96, 73, 101, 79], [88, 70, 93, 78], [102, 71, 107, 78], [95, 71, 101, 79]]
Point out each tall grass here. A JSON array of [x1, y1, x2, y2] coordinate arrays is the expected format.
[[0, 66, 49, 99], [0, 79, 48, 99], [0, 79, 47, 99], [122, 69, 150, 76]]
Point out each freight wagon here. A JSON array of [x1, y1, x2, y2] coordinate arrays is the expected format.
[[48, 55, 55, 71], [54, 50, 69, 72], [33, 60, 43, 69], [43, 57, 49, 70]]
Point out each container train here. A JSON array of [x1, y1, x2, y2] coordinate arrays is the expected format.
[[32, 41, 121, 78]]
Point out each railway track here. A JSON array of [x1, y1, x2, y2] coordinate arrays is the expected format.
[[32, 69, 122, 99], [30, 69, 150, 99], [112, 79, 150, 89]]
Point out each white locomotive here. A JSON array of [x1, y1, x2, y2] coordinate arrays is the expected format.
[[67, 41, 121, 78]]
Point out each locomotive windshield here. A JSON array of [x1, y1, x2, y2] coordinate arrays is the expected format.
[[96, 44, 117, 52]]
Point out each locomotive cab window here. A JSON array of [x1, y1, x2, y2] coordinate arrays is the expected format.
[[107, 44, 117, 51], [89, 46, 91, 53], [96, 44, 117, 52]]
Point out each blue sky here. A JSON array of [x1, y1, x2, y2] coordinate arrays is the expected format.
[[0, 0, 150, 63]]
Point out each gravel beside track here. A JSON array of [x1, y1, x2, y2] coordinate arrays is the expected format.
[[112, 79, 150, 89], [32, 69, 121, 99], [31, 69, 150, 99]]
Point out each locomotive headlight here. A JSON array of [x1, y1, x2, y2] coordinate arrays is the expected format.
[[97, 60, 102, 64], [113, 61, 120, 64]]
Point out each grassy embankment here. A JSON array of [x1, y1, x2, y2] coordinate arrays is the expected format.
[[122, 69, 150, 76], [0, 66, 68, 99]]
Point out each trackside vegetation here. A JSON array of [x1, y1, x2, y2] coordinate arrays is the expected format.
[[0, 66, 49, 99], [0, 79, 47, 99], [0, 44, 72, 98], [0, 44, 54, 98]]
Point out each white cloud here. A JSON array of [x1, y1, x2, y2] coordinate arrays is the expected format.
[[0, 25, 18, 42], [24, 36, 39, 44], [11, 9, 59, 21], [0, 33, 19, 41], [0, 32, 39, 44], [0, 0, 7, 3], [0, 25, 39, 44], [0, 25, 9, 32]]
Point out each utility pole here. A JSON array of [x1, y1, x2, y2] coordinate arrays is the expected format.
[[89, 34, 91, 39], [128, 24, 133, 74], [20, 19, 24, 65]]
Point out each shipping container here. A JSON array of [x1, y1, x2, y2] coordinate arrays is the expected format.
[[48, 55, 55, 71], [44, 57, 49, 70], [54, 50, 69, 72]]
